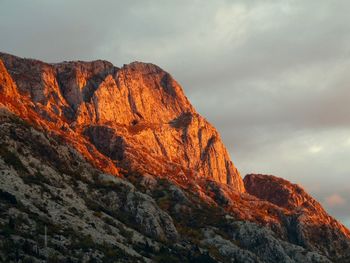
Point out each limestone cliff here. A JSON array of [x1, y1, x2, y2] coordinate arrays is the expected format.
[[0, 52, 244, 192]]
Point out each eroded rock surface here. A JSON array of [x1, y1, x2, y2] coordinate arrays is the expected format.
[[0, 52, 244, 192], [244, 174, 350, 259]]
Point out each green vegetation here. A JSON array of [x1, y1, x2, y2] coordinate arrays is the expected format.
[[175, 223, 203, 242], [0, 189, 17, 205], [118, 224, 134, 242], [71, 234, 95, 252], [102, 216, 117, 228], [157, 195, 171, 210], [21, 170, 47, 185], [0, 145, 28, 173], [99, 243, 136, 263], [93, 211, 103, 218], [2, 222, 15, 237], [8, 115, 31, 129], [154, 253, 181, 263]]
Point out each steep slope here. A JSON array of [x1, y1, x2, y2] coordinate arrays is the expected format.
[[0, 52, 244, 191], [244, 174, 350, 259], [0, 52, 349, 262], [0, 109, 333, 262]]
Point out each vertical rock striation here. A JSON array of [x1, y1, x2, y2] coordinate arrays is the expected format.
[[0, 52, 244, 192]]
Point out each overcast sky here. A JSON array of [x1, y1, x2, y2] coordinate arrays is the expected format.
[[1, 0, 349, 227]]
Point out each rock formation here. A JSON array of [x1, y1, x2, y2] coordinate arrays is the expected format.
[[0, 52, 349, 262], [244, 174, 350, 259], [0, 52, 244, 192]]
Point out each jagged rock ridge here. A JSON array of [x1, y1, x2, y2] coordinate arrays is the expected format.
[[244, 174, 350, 259], [0, 52, 244, 192]]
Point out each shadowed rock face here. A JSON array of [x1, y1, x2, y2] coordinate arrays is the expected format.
[[244, 174, 319, 211], [0, 52, 244, 192]]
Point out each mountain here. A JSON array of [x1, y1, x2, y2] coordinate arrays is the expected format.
[[0, 52, 243, 191], [0, 52, 349, 263]]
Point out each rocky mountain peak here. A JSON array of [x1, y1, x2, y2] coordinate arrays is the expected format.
[[244, 174, 350, 258], [0, 52, 244, 192]]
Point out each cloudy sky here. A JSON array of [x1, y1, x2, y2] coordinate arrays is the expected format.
[[1, 0, 349, 227]]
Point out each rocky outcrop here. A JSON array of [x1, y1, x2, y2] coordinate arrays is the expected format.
[[0, 52, 244, 192], [202, 224, 331, 263], [244, 174, 321, 211], [244, 174, 350, 259]]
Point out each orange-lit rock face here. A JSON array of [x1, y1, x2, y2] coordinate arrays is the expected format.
[[0, 60, 18, 98], [244, 174, 320, 211], [244, 174, 350, 234], [244, 174, 350, 257], [0, 52, 244, 192]]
